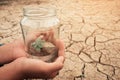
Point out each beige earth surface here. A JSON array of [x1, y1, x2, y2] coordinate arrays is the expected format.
[[0, 0, 120, 80]]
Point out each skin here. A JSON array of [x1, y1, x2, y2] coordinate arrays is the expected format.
[[0, 31, 65, 80]]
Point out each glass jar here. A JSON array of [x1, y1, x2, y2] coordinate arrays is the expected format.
[[20, 7, 60, 62]]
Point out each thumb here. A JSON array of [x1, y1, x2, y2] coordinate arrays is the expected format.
[[48, 56, 64, 73], [55, 56, 64, 64]]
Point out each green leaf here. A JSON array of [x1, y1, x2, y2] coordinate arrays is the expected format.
[[31, 38, 45, 51]]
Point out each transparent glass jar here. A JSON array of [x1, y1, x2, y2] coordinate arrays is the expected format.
[[20, 7, 60, 62]]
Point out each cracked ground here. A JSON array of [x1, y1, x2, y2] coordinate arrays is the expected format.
[[0, 0, 120, 80]]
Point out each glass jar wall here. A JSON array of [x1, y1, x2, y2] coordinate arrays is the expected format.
[[20, 7, 60, 62]]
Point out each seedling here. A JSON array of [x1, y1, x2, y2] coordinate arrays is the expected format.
[[30, 37, 58, 62], [31, 38, 45, 52]]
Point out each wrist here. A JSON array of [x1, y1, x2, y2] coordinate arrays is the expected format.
[[0, 57, 25, 80]]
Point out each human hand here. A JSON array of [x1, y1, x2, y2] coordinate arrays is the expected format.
[[0, 31, 65, 80]]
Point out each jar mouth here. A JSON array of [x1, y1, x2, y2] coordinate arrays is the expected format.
[[23, 7, 56, 17]]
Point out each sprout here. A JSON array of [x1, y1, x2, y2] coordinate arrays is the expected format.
[[31, 38, 45, 52]]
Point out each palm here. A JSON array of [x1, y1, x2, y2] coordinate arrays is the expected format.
[[12, 40, 28, 59]]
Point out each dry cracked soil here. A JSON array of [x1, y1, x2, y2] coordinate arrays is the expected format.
[[0, 0, 120, 80]]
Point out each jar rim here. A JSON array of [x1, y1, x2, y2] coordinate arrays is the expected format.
[[23, 7, 56, 17]]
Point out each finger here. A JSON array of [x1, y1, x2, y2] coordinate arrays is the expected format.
[[13, 57, 64, 79], [41, 29, 55, 42], [47, 29, 55, 43], [25, 56, 63, 72], [49, 71, 59, 78], [49, 56, 64, 72], [55, 40, 65, 57], [44, 31, 49, 41]]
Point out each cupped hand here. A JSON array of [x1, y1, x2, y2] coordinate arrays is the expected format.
[[0, 30, 65, 80]]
